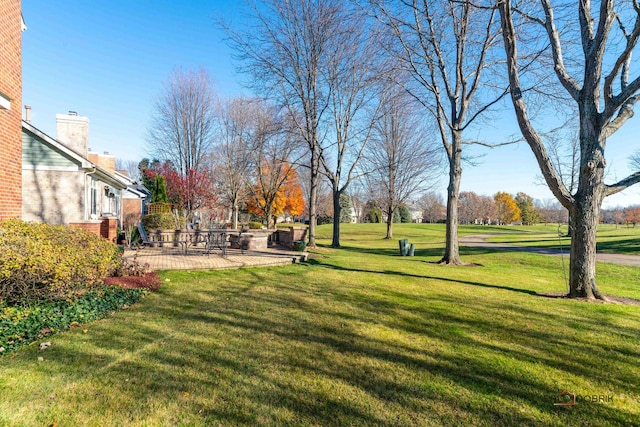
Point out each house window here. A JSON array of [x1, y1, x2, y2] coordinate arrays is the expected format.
[[0, 91, 10, 110], [90, 179, 98, 218]]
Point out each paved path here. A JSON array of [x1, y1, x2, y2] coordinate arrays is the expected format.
[[125, 246, 307, 271], [460, 234, 640, 267]]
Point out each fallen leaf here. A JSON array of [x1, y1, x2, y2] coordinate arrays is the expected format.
[[183, 392, 190, 397]]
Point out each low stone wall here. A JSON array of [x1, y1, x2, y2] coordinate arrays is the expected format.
[[229, 233, 269, 250], [276, 227, 308, 248]]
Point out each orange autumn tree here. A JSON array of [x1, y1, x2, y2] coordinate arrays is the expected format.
[[247, 162, 305, 228]]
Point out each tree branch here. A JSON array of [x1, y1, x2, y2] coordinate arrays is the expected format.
[[540, 0, 581, 101], [498, 0, 574, 209], [605, 171, 640, 196]]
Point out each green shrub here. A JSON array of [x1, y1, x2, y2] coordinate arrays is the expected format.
[[0, 286, 146, 355], [142, 213, 175, 230], [0, 219, 121, 304], [130, 226, 141, 245], [249, 221, 264, 229]]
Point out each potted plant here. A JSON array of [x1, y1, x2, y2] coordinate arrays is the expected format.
[[292, 240, 307, 252]]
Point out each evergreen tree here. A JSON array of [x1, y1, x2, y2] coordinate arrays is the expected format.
[[339, 194, 352, 223], [152, 174, 169, 203], [399, 204, 411, 223]]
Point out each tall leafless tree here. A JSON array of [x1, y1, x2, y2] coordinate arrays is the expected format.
[[362, 87, 440, 239], [147, 68, 218, 175], [418, 191, 447, 223], [213, 97, 254, 229], [498, 0, 640, 299], [225, 0, 347, 247], [630, 149, 640, 169], [368, 0, 507, 264], [459, 191, 497, 224], [320, 5, 381, 247], [115, 159, 141, 183]]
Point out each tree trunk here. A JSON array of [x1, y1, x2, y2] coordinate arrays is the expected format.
[[440, 131, 463, 265], [568, 112, 607, 299], [307, 149, 319, 247], [232, 204, 239, 229], [385, 205, 394, 239], [264, 205, 273, 229], [569, 193, 606, 299], [331, 187, 341, 247]]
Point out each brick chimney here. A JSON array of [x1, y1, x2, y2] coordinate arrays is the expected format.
[[87, 151, 116, 174], [56, 111, 89, 156]]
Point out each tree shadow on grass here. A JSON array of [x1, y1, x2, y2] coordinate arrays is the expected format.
[[8, 271, 638, 426], [324, 243, 544, 259], [304, 258, 539, 297], [597, 237, 640, 255]]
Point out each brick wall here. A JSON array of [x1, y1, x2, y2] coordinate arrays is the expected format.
[[100, 217, 118, 241], [88, 152, 116, 174], [0, 0, 23, 219], [69, 221, 101, 236], [122, 197, 142, 228]]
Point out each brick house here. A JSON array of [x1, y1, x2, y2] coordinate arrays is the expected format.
[[22, 112, 128, 240], [115, 169, 150, 233], [0, 0, 25, 220]]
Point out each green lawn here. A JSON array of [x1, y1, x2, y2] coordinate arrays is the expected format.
[[1, 223, 639, 426], [481, 223, 640, 255]]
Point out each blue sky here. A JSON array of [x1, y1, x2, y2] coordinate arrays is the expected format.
[[21, 1, 640, 208]]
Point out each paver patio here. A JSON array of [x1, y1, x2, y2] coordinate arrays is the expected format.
[[124, 245, 308, 271]]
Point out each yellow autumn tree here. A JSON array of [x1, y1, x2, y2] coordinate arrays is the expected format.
[[494, 192, 521, 225]]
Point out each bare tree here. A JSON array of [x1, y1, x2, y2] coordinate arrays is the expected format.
[[147, 68, 218, 175], [213, 97, 254, 229], [225, 0, 347, 247], [459, 191, 496, 224], [368, 0, 507, 264], [418, 191, 446, 223], [320, 5, 381, 247], [362, 87, 440, 239], [630, 149, 640, 169], [115, 159, 141, 183], [498, 0, 640, 299], [535, 198, 568, 224]]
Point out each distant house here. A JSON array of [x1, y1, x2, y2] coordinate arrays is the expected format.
[[21, 112, 127, 239], [115, 169, 150, 232], [407, 202, 423, 223]]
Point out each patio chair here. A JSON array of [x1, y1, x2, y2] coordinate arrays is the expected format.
[[130, 221, 152, 249], [135, 222, 188, 254], [205, 229, 228, 258]]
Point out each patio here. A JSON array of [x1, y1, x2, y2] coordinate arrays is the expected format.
[[123, 245, 308, 271]]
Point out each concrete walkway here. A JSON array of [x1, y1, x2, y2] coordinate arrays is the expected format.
[[460, 234, 640, 266], [124, 245, 308, 271]]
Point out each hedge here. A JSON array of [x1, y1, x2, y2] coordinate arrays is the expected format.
[[0, 219, 122, 304]]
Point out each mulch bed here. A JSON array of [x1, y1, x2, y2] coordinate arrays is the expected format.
[[103, 272, 162, 291]]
